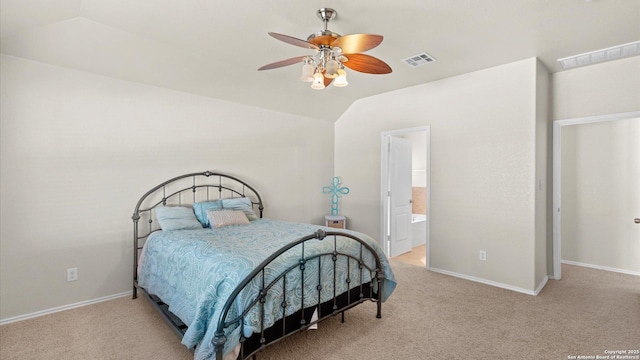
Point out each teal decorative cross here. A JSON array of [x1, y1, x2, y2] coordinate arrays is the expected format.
[[322, 176, 350, 216]]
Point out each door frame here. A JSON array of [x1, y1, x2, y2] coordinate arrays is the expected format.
[[552, 111, 640, 280], [380, 126, 431, 268]]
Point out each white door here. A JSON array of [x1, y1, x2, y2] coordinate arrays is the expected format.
[[389, 136, 413, 257]]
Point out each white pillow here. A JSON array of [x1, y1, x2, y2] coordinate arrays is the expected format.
[[207, 210, 250, 228]]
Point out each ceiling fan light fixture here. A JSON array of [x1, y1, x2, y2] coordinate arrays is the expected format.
[[311, 72, 326, 89], [258, 8, 391, 90]]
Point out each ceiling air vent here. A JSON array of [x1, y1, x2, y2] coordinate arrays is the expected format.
[[403, 52, 437, 67], [558, 41, 640, 70]]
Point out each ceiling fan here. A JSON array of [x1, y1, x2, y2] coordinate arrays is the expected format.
[[258, 8, 392, 90]]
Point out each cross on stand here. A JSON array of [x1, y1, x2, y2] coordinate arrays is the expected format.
[[322, 176, 350, 216]]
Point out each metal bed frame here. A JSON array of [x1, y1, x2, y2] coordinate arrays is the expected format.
[[132, 171, 385, 360]]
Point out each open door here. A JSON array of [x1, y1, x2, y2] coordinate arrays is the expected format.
[[388, 136, 413, 257]]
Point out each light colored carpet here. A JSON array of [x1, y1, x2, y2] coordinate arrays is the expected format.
[[1, 261, 638, 360]]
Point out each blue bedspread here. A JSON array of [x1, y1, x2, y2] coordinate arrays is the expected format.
[[138, 219, 396, 360]]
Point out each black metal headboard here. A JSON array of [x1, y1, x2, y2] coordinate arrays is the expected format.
[[132, 171, 264, 290]]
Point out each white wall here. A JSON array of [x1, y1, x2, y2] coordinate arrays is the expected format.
[[404, 131, 427, 188], [552, 56, 640, 120], [0, 55, 334, 320], [335, 58, 548, 293], [535, 60, 550, 287]]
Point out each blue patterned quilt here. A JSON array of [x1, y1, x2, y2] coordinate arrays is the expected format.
[[138, 219, 396, 360]]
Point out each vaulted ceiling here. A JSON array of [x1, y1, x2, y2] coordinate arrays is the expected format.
[[2, 0, 638, 121]]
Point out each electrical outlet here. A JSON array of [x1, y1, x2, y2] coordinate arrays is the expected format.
[[67, 267, 78, 282], [479, 251, 487, 261]]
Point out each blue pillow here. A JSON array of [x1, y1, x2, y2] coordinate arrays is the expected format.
[[193, 200, 223, 227], [155, 206, 202, 230], [222, 197, 258, 221]]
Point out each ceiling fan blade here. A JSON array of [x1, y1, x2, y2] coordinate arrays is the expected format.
[[258, 56, 307, 70], [332, 34, 383, 53], [268, 32, 319, 50], [342, 53, 392, 74]]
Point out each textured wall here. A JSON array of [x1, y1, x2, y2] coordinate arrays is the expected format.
[[552, 57, 640, 120], [0, 55, 334, 320], [336, 58, 544, 292]]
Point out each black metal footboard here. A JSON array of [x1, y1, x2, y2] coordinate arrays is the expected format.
[[212, 229, 385, 360]]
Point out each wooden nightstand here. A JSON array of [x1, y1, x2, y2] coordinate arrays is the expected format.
[[325, 215, 346, 229]]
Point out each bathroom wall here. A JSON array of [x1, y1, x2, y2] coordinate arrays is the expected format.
[[412, 187, 427, 215], [404, 131, 428, 215]]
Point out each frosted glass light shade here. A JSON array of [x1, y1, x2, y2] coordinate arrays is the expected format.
[[325, 59, 339, 78], [333, 69, 348, 87], [311, 72, 325, 89], [300, 63, 314, 82]]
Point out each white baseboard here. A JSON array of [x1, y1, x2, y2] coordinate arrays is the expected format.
[[561, 260, 640, 277], [0, 291, 132, 325], [430, 268, 548, 296], [534, 276, 549, 295]]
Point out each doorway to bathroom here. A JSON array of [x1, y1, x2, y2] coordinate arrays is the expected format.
[[380, 126, 430, 268]]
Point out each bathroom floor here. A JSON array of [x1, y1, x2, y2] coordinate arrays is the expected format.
[[393, 245, 427, 267]]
